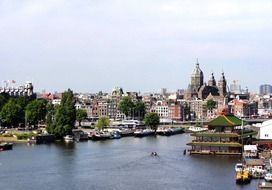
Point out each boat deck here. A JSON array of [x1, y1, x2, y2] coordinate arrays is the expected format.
[[189, 150, 241, 156]]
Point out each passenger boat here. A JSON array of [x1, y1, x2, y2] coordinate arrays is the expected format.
[[63, 135, 74, 142], [0, 142, 13, 151]]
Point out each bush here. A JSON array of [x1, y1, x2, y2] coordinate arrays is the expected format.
[[16, 133, 36, 140]]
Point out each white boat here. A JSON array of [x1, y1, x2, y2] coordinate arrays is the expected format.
[[235, 163, 243, 172], [265, 173, 272, 182], [188, 126, 208, 133], [64, 135, 74, 142]]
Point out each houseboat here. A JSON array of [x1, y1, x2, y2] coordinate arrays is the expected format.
[[28, 134, 55, 144], [134, 129, 155, 137], [89, 131, 112, 141], [187, 114, 244, 155]]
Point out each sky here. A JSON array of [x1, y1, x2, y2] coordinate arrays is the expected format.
[[0, 0, 272, 93]]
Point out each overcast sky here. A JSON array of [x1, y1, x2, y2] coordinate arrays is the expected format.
[[0, 0, 272, 93]]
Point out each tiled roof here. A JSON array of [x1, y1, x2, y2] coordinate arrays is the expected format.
[[208, 115, 243, 127]]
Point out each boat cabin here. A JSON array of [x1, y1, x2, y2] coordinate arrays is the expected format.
[[243, 145, 258, 158]]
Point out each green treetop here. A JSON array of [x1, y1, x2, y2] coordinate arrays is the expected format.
[[76, 109, 88, 126], [118, 96, 134, 117], [144, 112, 160, 132], [206, 99, 217, 111], [25, 99, 47, 127], [96, 116, 110, 131], [0, 99, 23, 127]]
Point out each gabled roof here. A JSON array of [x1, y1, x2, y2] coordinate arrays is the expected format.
[[208, 115, 243, 127]]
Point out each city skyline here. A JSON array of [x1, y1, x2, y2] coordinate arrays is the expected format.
[[1, 1, 272, 93]]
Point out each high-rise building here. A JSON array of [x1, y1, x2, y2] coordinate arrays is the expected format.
[[230, 80, 241, 94], [260, 84, 272, 95]]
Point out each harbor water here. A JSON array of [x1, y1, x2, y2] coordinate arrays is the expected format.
[[0, 134, 258, 190]]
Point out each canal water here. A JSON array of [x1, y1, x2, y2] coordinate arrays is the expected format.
[[0, 134, 258, 190]]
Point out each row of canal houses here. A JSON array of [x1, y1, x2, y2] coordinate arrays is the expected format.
[[187, 113, 257, 155]]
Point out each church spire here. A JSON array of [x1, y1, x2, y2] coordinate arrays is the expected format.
[[208, 72, 216, 86], [218, 72, 227, 97]]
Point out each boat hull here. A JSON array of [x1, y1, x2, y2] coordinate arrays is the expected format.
[[0, 143, 13, 151]]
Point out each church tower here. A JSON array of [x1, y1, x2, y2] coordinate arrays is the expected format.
[[191, 59, 204, 93], [218, 72, 227, 97], [208, 72, 216, 86]]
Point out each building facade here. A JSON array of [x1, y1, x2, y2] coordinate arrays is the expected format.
[[260, 84, 272, 95]]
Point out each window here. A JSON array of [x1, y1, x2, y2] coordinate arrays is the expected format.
[[265, 134, 269, 137]]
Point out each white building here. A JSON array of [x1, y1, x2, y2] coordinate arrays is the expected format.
[[255, 120, 272, 139], [52, 99, 61, 105], [151, 101, 169, 119]]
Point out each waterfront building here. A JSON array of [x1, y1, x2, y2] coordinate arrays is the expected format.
[[187, 114, 244, 155], [188, 99, 207, 120], [254, 120, 272, 149], [75, 101, 93, 118], [151, 100, 169, 119], [98, 101, 108, 117], [169, 102, 183, 121]]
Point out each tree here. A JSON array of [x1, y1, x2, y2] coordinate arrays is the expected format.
[[76, 109, 87, 126], [45, 102, 56, 135], [25, 99, 47, 127], [96, 116, 110, 131], [144, 112, 160, 132], [118, 96, 135, 118], [207, 99, 217, 111], [46, 89, 76, 138], [134, 101, 146, 120], [15, 96, 32, 125], [0, 99, 23, 127], [183, 103, 191, 121], [0, 93, 9, 112]]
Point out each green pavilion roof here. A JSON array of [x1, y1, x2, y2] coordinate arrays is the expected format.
[[208, 115, 243, 127]]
